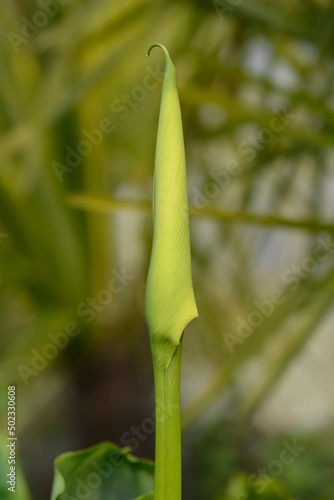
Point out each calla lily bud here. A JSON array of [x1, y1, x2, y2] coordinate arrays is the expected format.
[[145, 44, 198, 368]]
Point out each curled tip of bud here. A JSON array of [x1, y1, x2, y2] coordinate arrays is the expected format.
[[147, 43, 170, 59]]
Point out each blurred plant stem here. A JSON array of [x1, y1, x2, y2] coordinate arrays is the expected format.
[[182, 264, 334, 429], [67, 193, 334, 234]]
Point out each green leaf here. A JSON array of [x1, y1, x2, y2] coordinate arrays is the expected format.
[[50, 442, 154, 500], [134, 494, 154, 500], [145, 43, 198, 368]]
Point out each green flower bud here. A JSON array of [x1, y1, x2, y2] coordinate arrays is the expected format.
[[145, 44, 198, 368]]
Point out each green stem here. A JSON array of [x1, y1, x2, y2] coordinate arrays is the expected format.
[[153, 343, 182, 500]]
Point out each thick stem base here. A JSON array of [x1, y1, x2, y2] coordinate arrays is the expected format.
[[153, 343, 182, 500]]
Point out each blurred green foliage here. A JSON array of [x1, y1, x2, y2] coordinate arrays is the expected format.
[[50, 442, 154, 499], [1, 0, 334, 498]]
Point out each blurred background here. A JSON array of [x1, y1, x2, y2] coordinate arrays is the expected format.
[[1, 0, 334, 499]]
